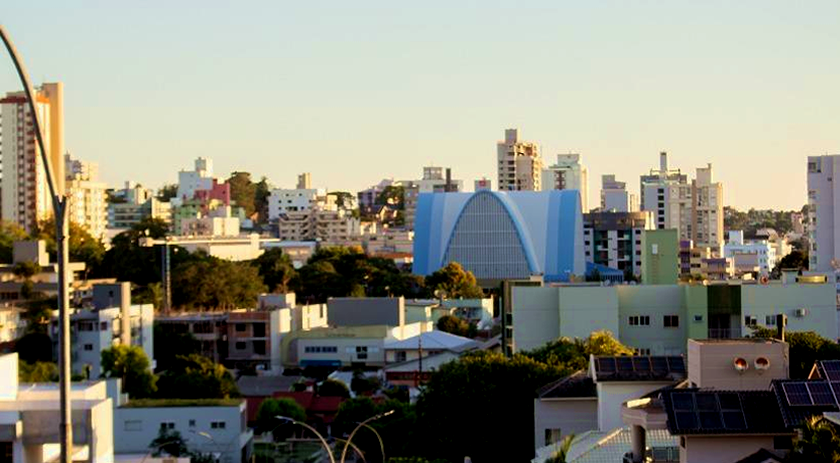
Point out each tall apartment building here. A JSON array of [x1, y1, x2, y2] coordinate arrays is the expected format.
[[600, 174, 637, 212], [65, 153, 108, 238], [807, 155, 840, 273], [583, 211, 654, 276], [542, 153, 589, 211], [640, 152, 723, 252], [403, 166, 463, 230], [497, 128, 542, 191], [0, 82, 66, 233], [107, 182, 172, 229]]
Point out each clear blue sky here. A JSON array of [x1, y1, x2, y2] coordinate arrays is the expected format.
[[2, 1, 839, 210]]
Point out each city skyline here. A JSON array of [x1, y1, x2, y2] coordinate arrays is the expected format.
[[2, 2, 839, 210]]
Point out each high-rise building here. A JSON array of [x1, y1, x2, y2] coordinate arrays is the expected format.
[[807, 155, 840, 273], [583, 211, 653, 276], [497, 128, 542, 191], [542, 153, 589, 211], [0, 83, 66, 233], [691, 163, 724, 251], [601, 174, 638, 212], [402, 166, 463, 230], [65, 153, 108, 239]]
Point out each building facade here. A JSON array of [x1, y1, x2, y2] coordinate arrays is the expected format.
[[497, 128, 542, 191], [413, 190, 585, 282], [65, 153, 108, 239], [542, 153, 589, 212], [583, 211, 653, 276], [724, 231, 776, 276], [402, 166, 463, 231], [600, 174, 637, 213], [807, 154, 840, 273]]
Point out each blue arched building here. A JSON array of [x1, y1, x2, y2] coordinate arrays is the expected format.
[[413, 190, 585, 282]]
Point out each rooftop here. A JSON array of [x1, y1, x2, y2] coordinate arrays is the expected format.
[[384, 330, 478, 352], [121, 398, 243, 408], [661, 389, 789, 435], [536, 371, 596, 399], [533, 427, 677, 463], [591, 355, 686, 382]]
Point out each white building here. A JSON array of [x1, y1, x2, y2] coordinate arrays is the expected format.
[[0, 306, 25, 343], [583, 211, 654, 276], [724, 231, 776, 276], [691, 163, 724, 252], [403, 166, 463, 230], [268, 188, 329, 220], [0, 83, 66, 234], [542, 153, 589, 212], [807, 155, 840, 274], [172, 157, 216, 206], [600, 174, 637, 213], [65, 154, 108, 239], [497, 128, 542, 191]]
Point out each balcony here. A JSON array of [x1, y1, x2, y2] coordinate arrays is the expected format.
[[708, 327, 741, 339]]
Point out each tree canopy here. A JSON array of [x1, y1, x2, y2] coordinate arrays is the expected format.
[[101, 345, 158, 398], [253, 248, 297, 293], [19, 361, 58, 382], [436, 314, 475, 338], [424, 262, 484, 299], [318, 378, 350, 398], [156, 354, 240, 399], [172, 254, 266, 310], [255, 398, 307, 439], [0, 221, 28, 263]]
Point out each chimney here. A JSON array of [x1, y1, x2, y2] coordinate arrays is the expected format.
[[660, 152, 668, 171], [445, 168, 452, 192], [776, 313, 787, 342]]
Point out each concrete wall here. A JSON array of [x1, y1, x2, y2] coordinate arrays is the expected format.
[[642, 229, 679, 285], [296, 337, 385, 366], [684, 285, 709, 340], [559, 287, 619, 340], [597, 382, 674, 431], [741, 283, 836, 340], [533, 398, 597, 450], [114, 404, 249, 463], [617, 285, 686, 355], [512, 286, 559, 352], [687, 340, 788, 390], [681, 435, 777, 463], [327, 297, 404, 327], [0, 354, 17, 399]]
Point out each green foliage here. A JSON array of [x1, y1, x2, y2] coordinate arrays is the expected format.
[[157, 184, 178, 202], [156, 354, 240, 399], [100, 218, 170, 286], [318, 378, 350, 398], [435, 314, 475, 338], [523, 331, 634, 370], [172, 255, 267, 310], [149, 428, 190, 457], [254, 177, 271, 224], [153, 323, 200, 372], [228, 172, 258, 217], [545, 434, 575, 463], [415, 351, 568, 462], [425, 262, 484, 299], [19, 361, 58, 382], [329, 191, 355, 209], [375, 185, 405, 209], [0, 221, 28, 263], [771, 249, 809, 278], [15, 332, 53, 362], [723, 206, 799, 237], [101, 345, 158, 398], [34, 219, 106, 277], [792, 416, 840, 463], [333, 398, 416, 459], [350, 370, 381, 396], [253, 248, 297, 293], [256, 398, 307, 439], [20, 297, 57, 334], [751, 328, 840, 378]]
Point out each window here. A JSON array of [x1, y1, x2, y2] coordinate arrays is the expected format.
[[189, 420, 196, 428], [356, 346, 368, 360], [664, 315, 679, 328], [544, 428, 561, 446], [160, 422, 175, 431], [84, 344, 94, 351], [253, 323, 266, 337], [629, 316, 650, 326], [124, 420, 142, 431], [396, 351, 407, 362], [100, 321, 108, 331], [765, 315, 776, 326], [253, 341, 266, 355], [211, 421, 226, 429], [635, 348, 651, 356], [235, 323, 246, 332], [235, 342, 246, 350]]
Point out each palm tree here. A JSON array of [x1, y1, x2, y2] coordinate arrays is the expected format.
[[545, 434, 575, 463], [795, 416, 840, 463]]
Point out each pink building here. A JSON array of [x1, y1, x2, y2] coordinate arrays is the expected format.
[[194, 178, 231, 206]]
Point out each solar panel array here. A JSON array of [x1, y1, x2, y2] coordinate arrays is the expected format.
[[594, 356, 685, 379], [821, 360, 840, 381], [670, 391, 748, 431], [781, 380, 840, 408]]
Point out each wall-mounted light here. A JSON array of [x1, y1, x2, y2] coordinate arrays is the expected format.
[[755, 357, 770, 372], [733, 357, 749, 373]]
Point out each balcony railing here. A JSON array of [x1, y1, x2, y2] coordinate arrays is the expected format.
[[708, 327, 741, 339]]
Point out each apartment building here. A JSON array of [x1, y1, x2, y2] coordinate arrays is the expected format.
[[724, 231, 776, 276], [542, 153, 589, 212], [65, 153, 108, 239], [583, 211, 654, 276], [402, 166, 463, 230], [600, 174, 638, 213], [807, 155, 840, 273], [497, 128, 542, 191], [107, 182, 172, 229], [0, 83, 65, 233]]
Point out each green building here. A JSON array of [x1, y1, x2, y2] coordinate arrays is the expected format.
[[641, 229, 679, 285]]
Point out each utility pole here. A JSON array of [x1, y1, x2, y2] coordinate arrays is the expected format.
[[0, 25, 72, 463]]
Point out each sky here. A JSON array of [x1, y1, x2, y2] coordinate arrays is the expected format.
[[2, 1, 839, 210]]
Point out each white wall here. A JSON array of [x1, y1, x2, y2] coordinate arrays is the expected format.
[[533, 398, 597, 450], [596, 382, 674, 431]]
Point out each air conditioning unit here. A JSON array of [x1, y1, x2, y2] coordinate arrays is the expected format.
[[693, 315, 703, 323], [795, 308, 808, 318]]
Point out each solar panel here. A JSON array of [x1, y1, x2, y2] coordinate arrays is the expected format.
[[699, 411, 723, 428], [651, 356, 669, 374], [668, 357, 686, 373], [822, 360, 840, 372], [671, 392, 695, 411], [695, 393, 719, 411], [675, 411, 698, 429], [717, 393, 741, 410], [597, 357, 616, 373], [831, 381, 840, 400], [807, 382, 835, 406], [721, 410, 747, 429], [616, 356, 633, 373], [827, 371, 840, 382], [783, 382, 812, 406], [633, 356, 651, 373]]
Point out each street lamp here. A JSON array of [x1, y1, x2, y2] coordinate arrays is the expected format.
[[0, 25, 72, 463], [273, 416, 336, 463], [339, 410, 394, 463]]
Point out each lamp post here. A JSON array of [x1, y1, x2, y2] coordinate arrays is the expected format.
[[274, 416, 336, 463], [339, 410, 394, 463], [356, 423, 385, 463], [0, 25, 72, 463]]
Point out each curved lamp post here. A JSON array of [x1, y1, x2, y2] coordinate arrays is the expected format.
[[274, 416, 336, 463], [357, 423, 386, 463], [330, 438, 366, 463], [339, 410, 394, 463], [0, 25, 72, 463]]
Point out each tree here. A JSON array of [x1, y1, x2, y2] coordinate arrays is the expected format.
[[330, 191, 355, 209], [376, 185, 405, 209], [13, 261, 41, 299], [34, 219, 106, 278], [255, 398, 307, 439], [19, 361, 58, 382], [318, 379, 350, 398], [149, 428, 189, 457], [228, 172, 257, 218], [792, 416, 840, 463], [523, 331, 634, 370], [253, 248, 297, 293], [771, 249, 809, 278], [100, 218, 170, 286], [751, 328, 840, 378], [351, 370, 381, 396], [424, 262, 484, 299], [153, 323, 200, 372], [14, 332, 53, 362], [415, 351, 568, 462], [156, 354, 240, 399], [0, 221, 28, 263], [254, 177, 271, 224], [172, 256, 266, 310], [101, 345, 158, 398], [157, 184, 178, 202], [436, 315, 472, 338]]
